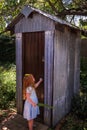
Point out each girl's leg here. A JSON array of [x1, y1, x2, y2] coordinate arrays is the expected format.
[[28, 119, 34, 130]]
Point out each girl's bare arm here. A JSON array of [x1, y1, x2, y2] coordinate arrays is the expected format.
[[35, 78, 43, 88], [26, 93, 37, 107]]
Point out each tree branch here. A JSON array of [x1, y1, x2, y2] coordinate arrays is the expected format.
[[56, 7, 87, 16]]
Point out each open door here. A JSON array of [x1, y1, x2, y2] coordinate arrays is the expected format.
[[22, 31, 44, 120]]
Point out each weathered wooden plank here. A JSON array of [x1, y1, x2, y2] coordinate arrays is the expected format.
[[74, 32, 81, 94], [15, 13, 55, 33], [55, 23, 64, 32], [52, 27, 80, 126], [53, 29, 68, 126], [44, 31, 54, 126], [16, 33, 23, 114], [65, 28, 75, 113]]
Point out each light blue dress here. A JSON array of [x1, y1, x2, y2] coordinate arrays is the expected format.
[[23, 86, 40, 120]]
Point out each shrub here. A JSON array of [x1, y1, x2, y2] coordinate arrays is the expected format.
[[0, 62, 16, 109], [80, 72, 87, 93], [71, 94, 87, 120], [80, 57, 87, 94]]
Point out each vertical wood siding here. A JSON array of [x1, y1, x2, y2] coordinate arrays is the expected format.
[[44, 31, 54, 126], [16, 33, 23, 114], [65, 28, 76, 112], [74, 33, 81, 94], [53, 28, 80, 126], [15, 13, 55, 33], [53, 29, 68, 126]]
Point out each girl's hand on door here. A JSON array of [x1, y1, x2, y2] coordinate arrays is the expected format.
[[39, 78, 43, 82]]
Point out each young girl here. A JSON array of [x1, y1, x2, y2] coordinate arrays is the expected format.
[[23, 74, 43, 130]]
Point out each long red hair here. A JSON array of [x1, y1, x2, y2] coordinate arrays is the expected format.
[[23, 74, 35, 100]]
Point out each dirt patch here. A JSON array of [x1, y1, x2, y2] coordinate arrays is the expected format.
[[0, 109, 48, 130], [0, 109, 17, 123]]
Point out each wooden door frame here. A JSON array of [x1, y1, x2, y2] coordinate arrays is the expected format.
[[44, 31, 54, 126], [16, 33, 23, 114], [16, 31, 54, 126], [22, 31, 45, 120]]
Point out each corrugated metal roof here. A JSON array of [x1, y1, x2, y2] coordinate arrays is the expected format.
[[6, 5, 80, 31]]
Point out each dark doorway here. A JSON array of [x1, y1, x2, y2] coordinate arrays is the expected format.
[[22, 31, 44, 120]]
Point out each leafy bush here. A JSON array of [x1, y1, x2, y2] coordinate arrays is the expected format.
[[71, 125, 86, 130], [61, 113, 87, 130], [0, 35, 16, 109], [74, 57, 87, 120], [80, 57, 87, 93], [80, 72, 87, 93], [0, 62, 16, 109], [0, 34, 15, 63], [71, 94, 87, 120]]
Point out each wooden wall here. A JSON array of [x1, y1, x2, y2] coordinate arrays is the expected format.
[[44, 31, 54, 126], [81, 39, 87, 57], [15, 13, 55, 33], [53, 29, 67, 126], [52, 27, 80, 126], [74, 33, 81, 94]]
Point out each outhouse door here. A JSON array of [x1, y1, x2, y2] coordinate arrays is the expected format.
[[22, 31, 44, 120]]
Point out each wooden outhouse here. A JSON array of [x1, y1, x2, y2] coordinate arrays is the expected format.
[[6, 5, 81, 126]]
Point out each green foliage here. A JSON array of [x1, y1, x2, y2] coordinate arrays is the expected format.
[[38, 102, 54, 109], [0, 0, 24, 32], [0, 34, 15, 63], [0, 35, 16, 109], [0, 0, 87, 33], [80, 72, 87, 93], [61, 114, 87, 130], [66, 0, 87, 10], [71, 57, 87, 120], [79, 19, 87, 31], [71, 125, 86, 130], [0, 35, 17, 113], [0, 34, 14, 43], [71, 94, 87, 120], [80, 57, 87, 93], [0, 62, 16, 109]]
